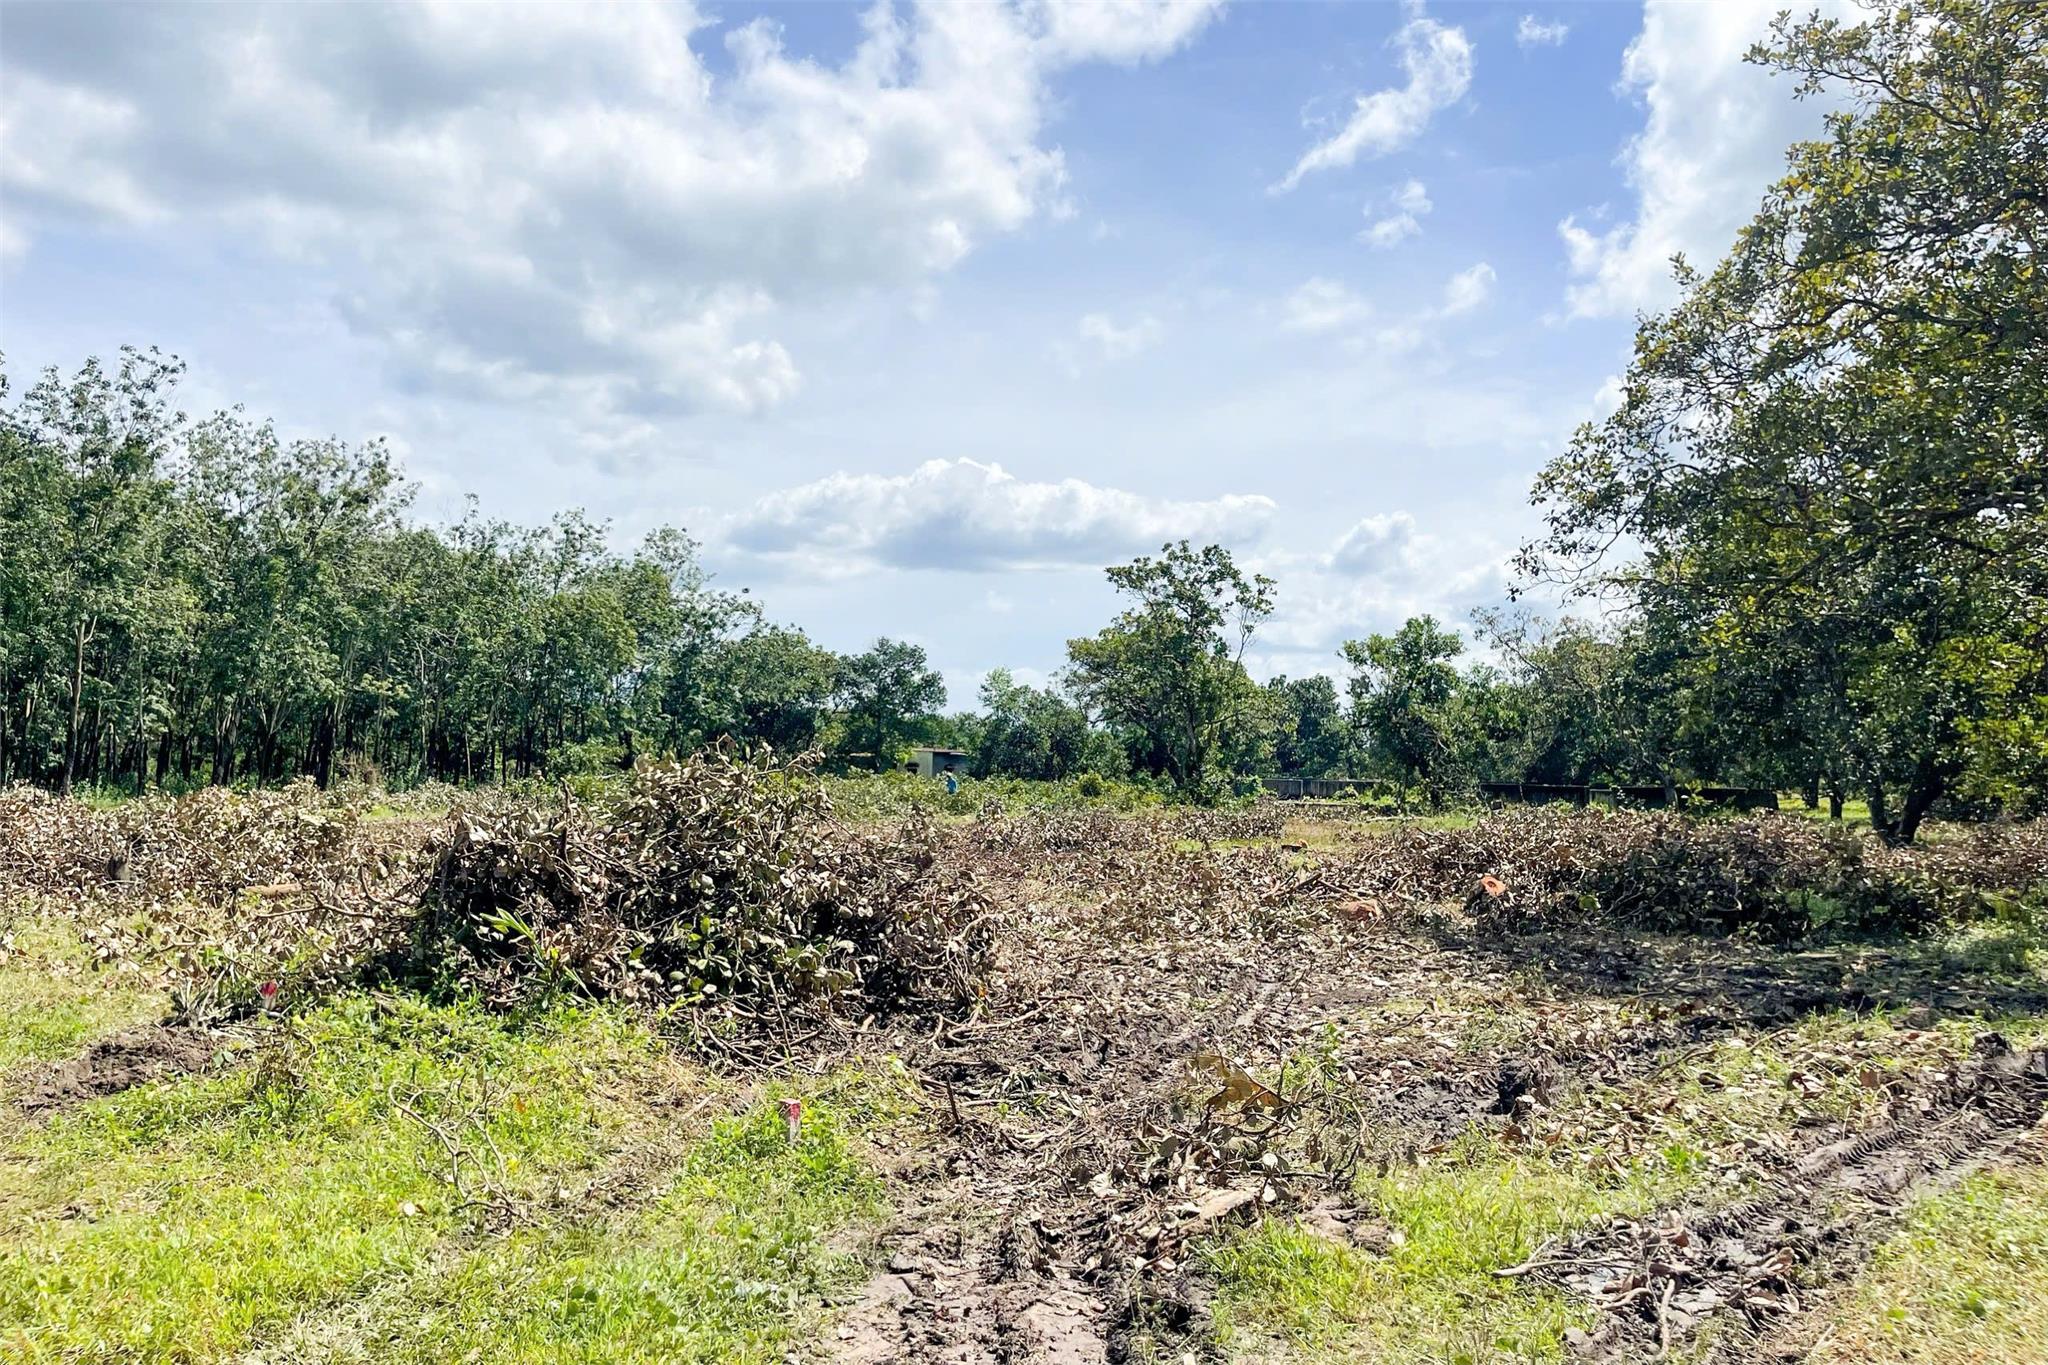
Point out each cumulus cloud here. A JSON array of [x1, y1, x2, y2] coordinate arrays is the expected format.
[[1026, 0, 1225, 65], [719, 457, 1275, 574], [1361, 178, 1432, 248], [1273, 13, 1472, 192], [1516, 15, 1569, 49], [1255, 511, 1513, 654], [1439, 261, 1495, 315], [1559, 0, 1846, 318], [1281, 277, 1372, 334], [0, 0, 1220, 415], [1328, 511, 1421, 575], [1077, 311, 1165, 361]]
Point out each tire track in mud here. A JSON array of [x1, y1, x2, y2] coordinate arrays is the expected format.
[[814, 922, 1843, 1365], [827, 1203, 1117, 1365], [1510, 1033, 2048, 1363], [817, 922, 1530, 1365]]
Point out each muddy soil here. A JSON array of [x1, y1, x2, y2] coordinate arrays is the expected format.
[[817, 893, 1774, 1362], [1511, 1033, 2048, 1362], [814, 872, 2048, 1365], [15, 1025, 222, 1116]]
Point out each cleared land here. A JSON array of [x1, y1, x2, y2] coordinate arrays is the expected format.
[[3, 776, 2045, 1364]]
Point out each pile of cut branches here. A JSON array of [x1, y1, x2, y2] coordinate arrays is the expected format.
[[0, 780, 404, 908], [1318, 809, 2048, 936], [403, 751, 996, 1014]]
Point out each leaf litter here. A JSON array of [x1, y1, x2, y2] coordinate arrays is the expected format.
[[6, 778, 2047, 1361]]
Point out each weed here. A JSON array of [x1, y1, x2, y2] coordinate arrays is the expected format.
[[0, 998, 666, 1362], [1812, 1163, 2048, 1363]]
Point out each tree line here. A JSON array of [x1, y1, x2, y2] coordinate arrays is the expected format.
[[0, 351, 954, 794], [2, 1, 2040, 841], [0, 352, 1763, 811]]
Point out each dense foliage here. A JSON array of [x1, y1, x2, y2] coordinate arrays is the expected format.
[[0, 352, 955, 793], [1523, 0, 2047, 842]]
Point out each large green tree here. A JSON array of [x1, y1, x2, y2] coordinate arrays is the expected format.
[[1066, 541, 1275, 796], [835, 639, 947, 771], [975, 668, 1105, 781], [1522, 0, 2046, 840], [1342, 615, 1464, 805], [1265, 674, 1352, 778], [703, 625, 842, 754]]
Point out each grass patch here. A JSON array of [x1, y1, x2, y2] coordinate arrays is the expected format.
[[1204, 1135, 1683, 1363], [279, 1086, 886, 1364], [0, 917, 165, 1079], [1811, 1161, 2048, 1364], [1198, 1006, 2008, 1363], [0, 995, 683, 1363]]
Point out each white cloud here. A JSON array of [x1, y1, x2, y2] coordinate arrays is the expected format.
[[1282, 277, 1372, 334], [719, 457, 1275, 574], [1273, 13, 1472, 191], [1439, 261, 1495, 315], [1361, 177, 1432, 248], [1328, 511, 1421, 575], [1559, 0, 1846, 318], [1516, 16, 1569, 49], [1254, 511, 1513, 654], [1361, 215, 1419, 249], [0, 0, 1221, 414], [1077, 311, 1164, 361], [1027, 0, 1226, 65]]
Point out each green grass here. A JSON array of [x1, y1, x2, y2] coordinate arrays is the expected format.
[[1784, 793, 1874, 828], [1203, 1134, 1683, 1364], [1196, 1113, 1695, 1358], [276, 1090, 885, 1363], [1194, 1005, 2031, 1364], [0, 918, 166, 1079], [1812, 1161, 2048, 1364], [0, 996, 683, 1362]]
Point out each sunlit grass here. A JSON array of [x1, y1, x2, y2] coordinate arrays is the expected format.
[[279, 1090, 886, 1364], [0, 916, 165, 1080], [1203, 1126, 1688, 1363], [1812, 1161, 2048, 1364], [0, 996, 685, 1362]]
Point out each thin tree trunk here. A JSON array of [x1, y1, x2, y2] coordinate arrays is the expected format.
[[60, 619, 90, 796]]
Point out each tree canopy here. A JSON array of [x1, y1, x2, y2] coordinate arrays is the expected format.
[[1521, 0, 2046, 841], [1065, 541, 1275, 796]]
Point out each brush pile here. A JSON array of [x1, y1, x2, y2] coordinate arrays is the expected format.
[[405, 751, 997, 1013], [1318, 808, 2048, 935], [0, 780, 412, 910]]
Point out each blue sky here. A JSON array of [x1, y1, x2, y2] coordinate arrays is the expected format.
[[0, 0, 1840, 704]]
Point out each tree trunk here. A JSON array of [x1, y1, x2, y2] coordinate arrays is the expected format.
[[1870, 759, 1944, 846], [60, 620, 90, 796]]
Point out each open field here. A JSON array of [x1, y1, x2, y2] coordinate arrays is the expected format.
[[4, 770, 2046, 1365]]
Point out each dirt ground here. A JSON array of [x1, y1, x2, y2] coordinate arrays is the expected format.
[[6, 802, 2046, 1364], [16, 1024, 224, 1116], [784, 818, 2048, 1364]]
